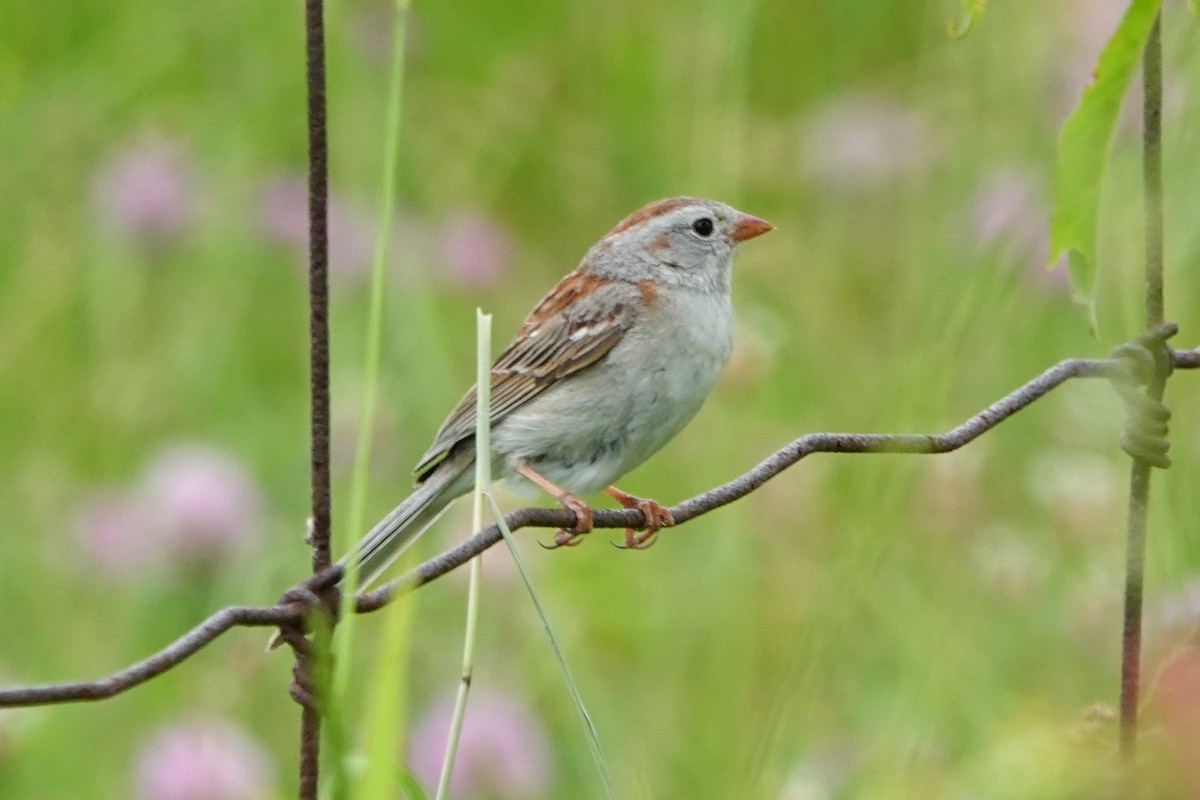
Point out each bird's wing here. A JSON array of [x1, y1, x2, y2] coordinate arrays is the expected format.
[[413, 268, 636, 480]]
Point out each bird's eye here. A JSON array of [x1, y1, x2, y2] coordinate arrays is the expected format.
[[691, 217, 714, 237]]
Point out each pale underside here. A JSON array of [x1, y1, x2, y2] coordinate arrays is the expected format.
[[412, 268, 732, 497]]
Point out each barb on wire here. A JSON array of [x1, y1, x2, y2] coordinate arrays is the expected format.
[[0, 342, 1197, 711]]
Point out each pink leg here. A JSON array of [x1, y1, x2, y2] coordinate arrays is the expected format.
[[515, 462, 594, 549]]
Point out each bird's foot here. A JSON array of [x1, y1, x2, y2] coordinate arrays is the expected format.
[[515, 462, 595, 549], [604, 486, 674, 550], [540, 527, 588, 550], [538, 494, 593, 549]]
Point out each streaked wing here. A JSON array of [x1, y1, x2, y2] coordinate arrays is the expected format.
[[413, 269, 635, 480]]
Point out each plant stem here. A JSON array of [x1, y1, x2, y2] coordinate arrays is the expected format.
[[328, 3, 411, 792], [1118, 8, 1164, 761], [435, 311, 492, 800]]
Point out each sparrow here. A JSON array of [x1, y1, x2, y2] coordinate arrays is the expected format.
[[343, 196, 772, 588]]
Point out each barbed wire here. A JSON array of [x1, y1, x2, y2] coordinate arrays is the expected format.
[[1, 339, 1194, 709], [288, 0, 333, 794]]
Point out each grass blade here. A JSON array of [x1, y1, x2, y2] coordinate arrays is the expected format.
[[330, 0, 411, 795], [433, 309, 491, 799], [484, 492, 618, 800], [358, 592, 417, 799]]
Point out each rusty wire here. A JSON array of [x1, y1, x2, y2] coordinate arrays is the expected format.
[[289, 0, 333, 795], [1, 343, 1196, 710]]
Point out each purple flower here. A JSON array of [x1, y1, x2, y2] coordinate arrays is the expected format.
[[138, 443, 264, 568], [971, 166, 1044, 253], [72, 444, 263, 577], [133, 718, 272, 800], [436, 210, 513, 289], [967, 165, 1069, 294], [257, 175, 307, 250], [74, 488, 158, 576], [409, 690, 552, 797], [93, 135, 198, 248], [258, 174, 375, 285], [799, 94, 936, 195]]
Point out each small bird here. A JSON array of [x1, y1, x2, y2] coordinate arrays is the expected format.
[[343, 197, 772, 588]]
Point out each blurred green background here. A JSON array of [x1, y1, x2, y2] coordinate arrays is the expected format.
[[3, 0, 1200, 797]]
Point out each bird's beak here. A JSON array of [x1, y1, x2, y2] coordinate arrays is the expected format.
[[729, 213, 774, 242]]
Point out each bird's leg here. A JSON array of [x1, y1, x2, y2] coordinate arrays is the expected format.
[[514, 462, 594, 548], [603, 485, 675, 550]]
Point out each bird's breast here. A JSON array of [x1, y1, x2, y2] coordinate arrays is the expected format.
[[493, 287, 733, 495]]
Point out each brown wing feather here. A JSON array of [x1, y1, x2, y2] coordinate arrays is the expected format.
[[413, 269, 634, 480]]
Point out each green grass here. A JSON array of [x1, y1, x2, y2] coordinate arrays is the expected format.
[[3, 1, 1200, 798]]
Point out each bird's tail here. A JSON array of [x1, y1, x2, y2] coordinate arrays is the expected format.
[[339, 464, 462, 590]]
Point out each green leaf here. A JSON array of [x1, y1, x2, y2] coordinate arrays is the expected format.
[[342, 3, 414, 798], [1066, 250, 1099, 338], [396, 770, 431, 800], [358, 594, 417, 800], [947, 0, 988, 40], [1049, 0, 1162, 322]]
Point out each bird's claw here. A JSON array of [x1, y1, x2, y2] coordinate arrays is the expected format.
[[539, 528, 588, 549], [604, 488, 674, 551], [612, 528, 661, 550], [539, 493, 594, 549]]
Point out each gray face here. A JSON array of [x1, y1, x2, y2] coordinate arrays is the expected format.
[[584, 198, 743, 294]]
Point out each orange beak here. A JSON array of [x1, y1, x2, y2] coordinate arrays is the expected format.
[[729, 213, 774, 242]]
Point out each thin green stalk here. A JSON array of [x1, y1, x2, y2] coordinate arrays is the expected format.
[[359, 590, 417, 799], [483, 493, 617, 800], [434, 310, 491, 800], [329, 0, 410, 794], [334, 0, 410, 661]]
